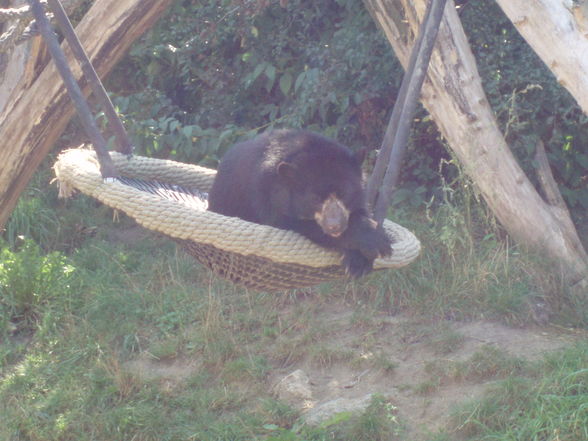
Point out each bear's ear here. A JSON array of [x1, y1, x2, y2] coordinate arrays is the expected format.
[[277, 161, 297, 180], [353, 147, 367, 166]]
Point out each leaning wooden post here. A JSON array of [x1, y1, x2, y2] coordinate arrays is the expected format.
[[368, 0, 447, 225]]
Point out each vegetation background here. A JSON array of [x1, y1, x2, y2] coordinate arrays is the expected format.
[[1, 1, 587, 440]]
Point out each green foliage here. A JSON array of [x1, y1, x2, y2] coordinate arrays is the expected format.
[[0, 240, 76, 329], [460, 1, 588, 210], [109, 0, 401, 166], [344, 395, 403, 441], [5, 169, 61, 250], [5, 193, 60, 249]]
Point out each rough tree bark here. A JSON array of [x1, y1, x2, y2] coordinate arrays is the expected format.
[[0, 0, 47, 113], [0, 0, 174, 229], [363, 0, 588, 283], [495, 0, 588, 115]]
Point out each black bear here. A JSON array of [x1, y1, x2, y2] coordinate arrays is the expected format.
[[207, 129, 392, 277]]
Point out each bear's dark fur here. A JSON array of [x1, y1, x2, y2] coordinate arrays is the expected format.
[[207, 129, 392, 277]]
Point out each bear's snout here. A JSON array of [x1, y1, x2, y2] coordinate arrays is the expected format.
[[315, 194, 349, 237]]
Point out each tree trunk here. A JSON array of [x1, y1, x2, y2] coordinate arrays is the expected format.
[[0, 0, 174, 230], [0, 0, 47, 113], [363, 0, 588, 283], [495, 0, 588, 115]]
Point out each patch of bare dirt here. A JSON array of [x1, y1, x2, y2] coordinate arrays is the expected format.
[[270, 306, 577, 440], [123, 301, 579, 439], [107, 225, 152, 244], [123, 355, 200, 393]]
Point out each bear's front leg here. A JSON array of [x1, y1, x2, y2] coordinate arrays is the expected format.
[[340, 214, 392, 278]]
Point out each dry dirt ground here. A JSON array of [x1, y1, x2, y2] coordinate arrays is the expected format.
[[123, 298, 582, 440]]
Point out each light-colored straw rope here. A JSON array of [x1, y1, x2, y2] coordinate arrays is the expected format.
[[54, 147, 420, 289]]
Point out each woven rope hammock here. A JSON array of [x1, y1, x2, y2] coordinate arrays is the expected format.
[[54, 147, 421, 291]]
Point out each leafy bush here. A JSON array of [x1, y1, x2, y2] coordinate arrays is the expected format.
[[109, 0, 402, 163], [0, 240, 76, 330]]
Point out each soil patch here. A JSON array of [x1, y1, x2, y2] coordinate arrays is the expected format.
[[124, 301, 578, 439], [269, 305, 576, 439]]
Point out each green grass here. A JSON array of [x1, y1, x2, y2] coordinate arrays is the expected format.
[[366, 190, 586, 328], [417, 345, 528, 396], [1, 170, 587, 440], [446, 342, 588, 441], [0, 220, 378, 440]]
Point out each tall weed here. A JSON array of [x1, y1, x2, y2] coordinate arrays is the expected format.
[[0, 240, 76, 329]]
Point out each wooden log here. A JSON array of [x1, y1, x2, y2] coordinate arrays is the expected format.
[[0, 0, 174, 229], [364, 0, 588, 282], [495, 0, 588, 115]]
